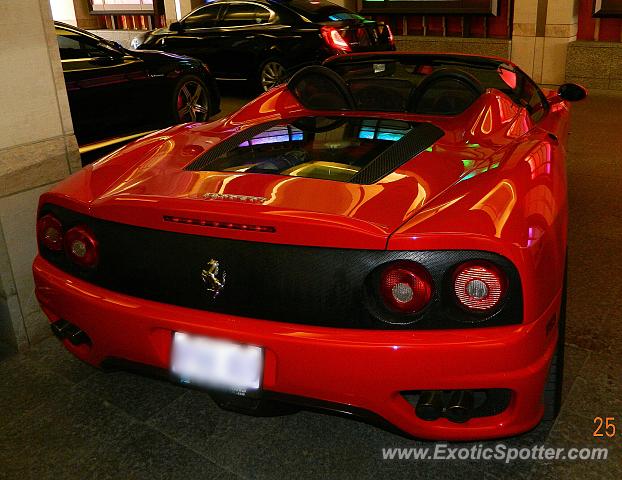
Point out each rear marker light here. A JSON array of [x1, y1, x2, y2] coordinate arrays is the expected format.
[[37, 214, 63, 251], [321, 26, 351, 52], [163, 216, 276, 233], [64, 225, 99, 268], [454, 262, 506, 312], [380, 262, 433, 314]]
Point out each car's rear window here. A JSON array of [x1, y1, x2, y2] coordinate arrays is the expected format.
[[204, 116, 414, 183], [283, 0, 363, 22]]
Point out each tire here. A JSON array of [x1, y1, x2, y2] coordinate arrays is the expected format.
[[543, 263, 567, 421], [171, 74, 210, 124], [257, 58, 287, 92]]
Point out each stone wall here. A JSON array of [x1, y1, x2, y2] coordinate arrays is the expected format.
[[0, 0, 80, 351], [566, 41, 622, 90], [394, 36, 511, 60], [90, 29, 143, 48]]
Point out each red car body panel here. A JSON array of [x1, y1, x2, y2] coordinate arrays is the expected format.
[[34, 53, 572, 440], [34, 256, 558, 440]]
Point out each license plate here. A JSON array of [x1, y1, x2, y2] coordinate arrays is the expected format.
[[171, 332, 263, 395]]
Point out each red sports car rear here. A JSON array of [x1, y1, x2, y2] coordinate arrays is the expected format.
[[33, 53, 585, 440]]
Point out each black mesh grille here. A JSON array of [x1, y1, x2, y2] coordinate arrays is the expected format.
[[40, 205, 523, 330]]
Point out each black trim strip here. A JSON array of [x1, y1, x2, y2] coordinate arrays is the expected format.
[[185, 120, 282, 171], [348, 122, 444, 184]]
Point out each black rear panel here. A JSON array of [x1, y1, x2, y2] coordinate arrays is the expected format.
[[40, 205, 523, 330]]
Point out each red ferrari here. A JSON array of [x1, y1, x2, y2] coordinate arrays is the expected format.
[[33, 53, 586, 440]]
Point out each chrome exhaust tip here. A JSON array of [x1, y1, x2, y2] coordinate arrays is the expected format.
[[415, 390, 444, 421], [445, 390, 474, 423]]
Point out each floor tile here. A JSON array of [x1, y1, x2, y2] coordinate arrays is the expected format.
[[26, 336, 97, 384], [561, 344, 590, 401], [0, 385, 233, 480], [559, 352, 622, 421], [527, 413, 621, 479], [74, 369, 188, 421], [147, 388, 556, 480], [0, 353, 74, 430], [0, 340, 17, 361]]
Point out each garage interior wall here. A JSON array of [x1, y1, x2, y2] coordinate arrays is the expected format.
[[0, 0, 81, 351], [511, 0, 579, 84]]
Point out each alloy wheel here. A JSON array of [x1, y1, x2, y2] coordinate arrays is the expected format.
[[261, 61, 286, 91], [177, 80, 209, 122]]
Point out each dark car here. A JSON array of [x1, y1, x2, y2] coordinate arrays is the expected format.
[[134, 0, 395, 91], [55, 22, 220, 150]]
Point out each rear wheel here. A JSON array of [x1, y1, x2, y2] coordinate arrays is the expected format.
[[172, 75, 210, 123], [543, 264, 567, 421], [258, 59, 287, 92]]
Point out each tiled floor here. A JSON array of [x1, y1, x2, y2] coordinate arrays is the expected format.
[[1, 91, 621, 480]]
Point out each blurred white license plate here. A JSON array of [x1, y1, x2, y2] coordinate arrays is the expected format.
[[171, 332, 263, 394]]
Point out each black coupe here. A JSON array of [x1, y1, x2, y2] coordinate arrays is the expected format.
[[55, 22, 220, 149], [134, 0, 395, 91]]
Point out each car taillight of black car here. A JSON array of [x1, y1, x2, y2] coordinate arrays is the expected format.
[[320, 24, 394, 54]]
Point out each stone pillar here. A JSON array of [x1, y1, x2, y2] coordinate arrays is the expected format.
[[49, 0, 76, 25], [511, 0, 579, 84], [163, 0, 194, 23], [163, 0, 180, 23], [178, 0, 194, 17], [49, 0, 98, 29], [73, 0, 99, 29], [0, 0, 80, 351]]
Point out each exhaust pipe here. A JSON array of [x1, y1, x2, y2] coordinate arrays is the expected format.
[[445, 390, 474, 423], [415, 390, 444, 421], [51, 319, 91, 346]]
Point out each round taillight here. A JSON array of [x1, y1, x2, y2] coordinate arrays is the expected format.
[[37, 214, 63, 251], [64, 225, 99, 268], [453, 261, 506, 312], [379, 262, 433, 314]]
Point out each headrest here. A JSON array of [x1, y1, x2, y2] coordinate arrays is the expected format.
[[408, 68, 485, 113], [287, 65, 355, 111]]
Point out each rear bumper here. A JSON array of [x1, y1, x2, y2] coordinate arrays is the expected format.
[[33, 255, 558, 441]]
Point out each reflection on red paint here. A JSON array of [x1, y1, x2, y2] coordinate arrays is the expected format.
[[498, 67, 517, 89], [470, 180, 517, 237], [481, 106, 493, 134], [496, 94, 519, 123], [526, 144, 552, 180]]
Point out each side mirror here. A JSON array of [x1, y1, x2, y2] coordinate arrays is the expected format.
[[558, 83, 587, 102], [169, 21, 183, 32]]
